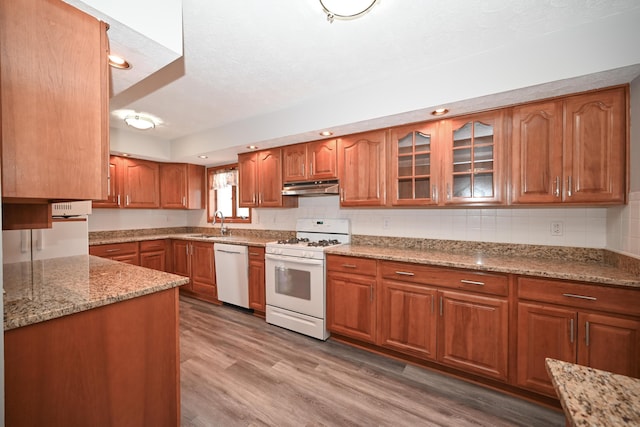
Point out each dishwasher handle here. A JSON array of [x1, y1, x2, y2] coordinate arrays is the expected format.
[[265, 253, 324, 266], [216, 249, 244, 255]]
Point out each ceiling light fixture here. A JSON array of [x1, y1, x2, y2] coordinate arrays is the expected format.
[[431, 108, 450, 116], [108, 54, 131, 70], [246, 145, 259, 150], [320, 0, 379, 23], [319, 131, 333, 136], [198, 155, 208, 159], [124, 114, 156, 130]]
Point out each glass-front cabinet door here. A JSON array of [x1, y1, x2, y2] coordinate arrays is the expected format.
[[442, 111, 505, 205], [390, 122, 439, 206]]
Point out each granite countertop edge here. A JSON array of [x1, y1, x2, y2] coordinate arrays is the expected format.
[[325, 245, 640, 289], [89, 233, 272, 247]]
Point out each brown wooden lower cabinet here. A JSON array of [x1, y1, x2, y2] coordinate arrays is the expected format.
[[172, 239, 218, 303], [516, 277, 640, 397], [89, 241, 139, 265], [248, 246, 266, 316], [5, 288, 180, 427], [139, 239, 170, 272]]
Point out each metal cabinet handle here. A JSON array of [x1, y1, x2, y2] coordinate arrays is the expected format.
[[562, 293, 597, 301], [340, 188, 345, 202], [432, 185, 438, 203], [182, 196, 186, 207], [460, 279, 485, 286], [117, 194, 121, 206], [395, 271, 415, 276], [249, 252, 260, 256], [105, 248, 121, 253], [567, 176, 573, 197], [585, 321, 591, 346], [309, 163, 313, 176], [570, 318, 575, 343], [342, 264, 357, 268], [446, 183, 451, 200], [126, 195, 130, 206], [554, 176, 560, 197]]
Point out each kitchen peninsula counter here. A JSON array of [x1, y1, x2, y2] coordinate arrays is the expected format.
[[546, 358, 640, 426], [3, 254, 188, 330], [325, 244, 640, 288], [4, 255, 187, 426]]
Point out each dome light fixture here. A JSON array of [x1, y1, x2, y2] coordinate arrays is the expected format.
[[431, 108, 450, 116], [320, 0, 379, 23], [319, 130, 333, 136], [124, 114, 155, 130], [108, 54, 131, 70]]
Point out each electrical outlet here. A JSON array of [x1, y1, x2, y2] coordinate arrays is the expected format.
[[551, 221, 563, 236], [383, 217, 391, 229]]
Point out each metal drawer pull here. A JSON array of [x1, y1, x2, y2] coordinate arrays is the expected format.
[[460, 279, 485, 286], [570, 318, 575, 343], [562, 293, 597, 301], [342, 264, 357, 268], [249, 252, 260, 256], [395, 271, 415, 276], [105, 249, 121, 253]]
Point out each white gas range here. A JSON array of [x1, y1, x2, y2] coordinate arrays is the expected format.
[[265, 218, 350, 340]]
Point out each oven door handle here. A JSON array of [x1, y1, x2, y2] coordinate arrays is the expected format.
[[265, 253, 324, 266]]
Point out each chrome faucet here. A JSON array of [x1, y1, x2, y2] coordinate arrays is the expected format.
[[213, 210, 229, 236]]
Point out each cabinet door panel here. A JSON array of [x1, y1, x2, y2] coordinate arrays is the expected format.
[[577, 312, 640, 378], [248, 247, 266, 314], [123, 159, 160, 208], [93, 157, 122, 208], [160, 163, 188, 209], [140, 250, 166, 272], [191, 242, 215, 285], [327, 272, 376, 343], [511, 101, 563, 204], [309, 139, 337, 180], [338, 130, 386, 206], [238, 153, 258, 207], [439, 291, 508, 381], [516, 303, 577, 396], [172, 241, 191, 278], [282, 144, 307, 183], [564, 88, 626, 203], [379, 280, 437, 360]]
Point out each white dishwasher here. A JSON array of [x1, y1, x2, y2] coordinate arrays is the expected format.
[[214, 243, 249, 308]]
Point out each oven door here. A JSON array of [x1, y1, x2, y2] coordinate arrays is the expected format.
[[265, 253, 325, 319]]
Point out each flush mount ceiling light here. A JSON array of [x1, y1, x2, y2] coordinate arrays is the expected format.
[[124, 114, 155, 130], [198, 155, 209, 159], [319, 131, 333, 136], [246, 145, 259, 150], [431, 108, 450, 116], [320, 0, 379, 23]]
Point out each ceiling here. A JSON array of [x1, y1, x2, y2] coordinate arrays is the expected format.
[[105, 0, 640, 166]]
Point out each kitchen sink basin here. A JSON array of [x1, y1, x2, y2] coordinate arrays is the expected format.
[[189, 234, 218, 239]]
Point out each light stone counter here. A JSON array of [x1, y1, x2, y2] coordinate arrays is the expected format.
[[546, 358, 640, 426], [89, 232, 276, 247], [325, 245, 640, 288], [3, 255, 189, 330]]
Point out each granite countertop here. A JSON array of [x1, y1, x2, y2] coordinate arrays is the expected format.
[[545, 358, 640, 426], [325, 245, 640, 288], [3, 255, 189, 331], [89, 232, 274, 247]]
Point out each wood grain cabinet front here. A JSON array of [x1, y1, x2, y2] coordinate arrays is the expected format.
[[283, 139, 337, 183], [337, 130, 387, 207], [248, 246, 266, 316], [516, 276, 640, 396], [511, 86, 627, 205], [89, 242, 139, 265], [172, 240, 218, 303], [160, 163, 205, 209], [139, 239, 169, 272], [326, 255, 378, 343], [238, 149, 298, 208]]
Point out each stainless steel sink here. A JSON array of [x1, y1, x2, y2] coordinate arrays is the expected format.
[[189, 234, 218, 239]]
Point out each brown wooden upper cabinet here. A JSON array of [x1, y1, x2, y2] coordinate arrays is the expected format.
[[93, 156, 160, 209], [159, 163, 205, 209], [238, 149, 297, 208], [511, 86, 627, 204], [282, 139, 337, 182], [389, 121, 440, 206], [0, 0, 109, 227], [440, 111, 506, 206], [338, 130, 387, 207]]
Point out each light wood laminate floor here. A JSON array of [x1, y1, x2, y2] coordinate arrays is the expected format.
[[180, 296, 564, 427]]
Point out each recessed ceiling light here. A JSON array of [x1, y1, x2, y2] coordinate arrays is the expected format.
[[108, 54, 131, 69], [121, 153, 130, 157], [246, 145, 259, 150], [198, 155, 208, 159], [431, 108, 449, 116], [319, 131, 333, 136], [124, 114, 155, 130]]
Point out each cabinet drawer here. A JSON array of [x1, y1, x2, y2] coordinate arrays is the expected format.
[[327, 255, 377, 276], [140, 239, 167, 252], [90, 242, 138, 257], [192, 282, 217, 298], [381, 261, 508, 296], [248, 246, 265, 258], [518, 277, 640, 317]]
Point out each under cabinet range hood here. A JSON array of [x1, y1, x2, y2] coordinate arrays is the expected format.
[[282, 179, 339, 196]]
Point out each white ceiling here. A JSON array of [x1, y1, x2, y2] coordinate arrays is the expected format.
[[106, 0, 640, 166]]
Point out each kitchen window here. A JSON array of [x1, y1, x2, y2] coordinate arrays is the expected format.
[[207, 165, 251, 223]]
